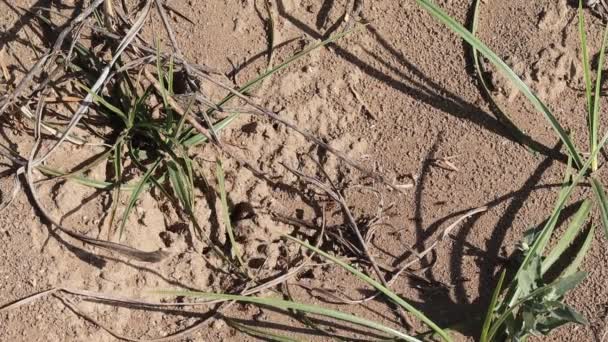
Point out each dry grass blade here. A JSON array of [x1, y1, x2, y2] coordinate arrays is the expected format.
[[0, 46, 9, 82], [282, 163, 416, 327], [154, 0, 181, 56], [305, 206, 487, 305], [2, 287, 217, 342], [349, 84, 377, 120], [197, 73, 391, 186], [103, 0, 115, 30], [33, 0, 153, 166], [143, 69, 213, 142], [0, 0, 106, 115], [0, 289, 59, 312], [19, 106, 86, 145], [0, 173, 22, 213]]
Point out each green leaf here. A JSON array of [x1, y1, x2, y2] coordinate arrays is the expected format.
[[416, 0, 583, 168], [549, 272, 587, 298], [543, 302, 588, 328], [487, 272, 587, 341], [520, 301, 588, 337], [591, 177, 608, 238], [562, 225, 595, 278], [541, 200, 591, 275], [517, 253, 542, 297]]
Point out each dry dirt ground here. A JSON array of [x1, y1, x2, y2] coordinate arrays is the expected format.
[[2, 0, 608, 341]]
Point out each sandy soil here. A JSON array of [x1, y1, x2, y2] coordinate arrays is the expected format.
[[2, 0, 608, 341]]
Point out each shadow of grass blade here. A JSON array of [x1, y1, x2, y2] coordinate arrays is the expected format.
[[181, 25, 365, 145], [472, 0, 536, 153], [216, 24, 366, 109], [156, 291, 420, 341], [480, 269, 506, 342], [416, 0, 583, 168], [263, 0, 275, 67], [285, 235, 452, 342], [226, 319, 300, 342]]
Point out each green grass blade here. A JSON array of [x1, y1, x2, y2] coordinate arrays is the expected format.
[[480, 269, 506, 342], [78, 83, 128, 123], [416, 0, 583, 168], [128, 86, 153, 128], [168, 55, 175, 97], [107, 140, 124, 237], [167, 160, 191, 211], [285, 236, 452, 342], [118, 158, 162, 240], [155, 39, 174, 128], [579, 1, 593, 118], [182, 113, 239, 147], [36, 165, 114, 189], [591, 23, 608, 170], [541, 200, 591, 275], [591, 177, 608, 238], [158, 291, 420, 341], [175, 97, 194, 138], [37, 165, 166, 192], [216, 159, 246, 269]]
